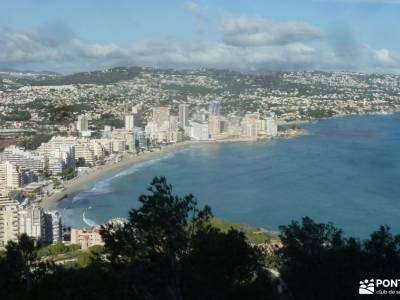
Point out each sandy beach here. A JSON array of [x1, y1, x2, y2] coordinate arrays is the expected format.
[[39, 132, 305, 211], [40, 141, 196, 210]]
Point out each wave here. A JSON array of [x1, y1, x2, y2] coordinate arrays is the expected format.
[[82, 208, 98, 227], [110, 151, 177, 180], [75, 150, 181, 201]]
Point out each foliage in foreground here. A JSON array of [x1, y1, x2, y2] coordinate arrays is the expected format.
[[1, 177, 400, 300], [279, 218, 400, 300], [0, 177, 279, 300]]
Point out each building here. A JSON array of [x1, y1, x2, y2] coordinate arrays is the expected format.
[[226, 115, 242, 136], [76, 114, 89, 132], [178, 104, 189, 128], [0, 197, 20, 247], [0, 146, 46, 174], [189, 120, 209, 141], [125, 114, 135, 131], [43, 211, 62, 244], [112, 139, 126, 153], [111, 129, 133, 152], [265, 114, 278, 137], [242, 113, 260, 138], [145, 117, 172, 144], [70, 227, 104, 250], [18, 204, 44, 242], [152, 106, 170, 124], [208, 100, 221, 116], [0, 161, 22, 196], [133, 128, 148, 149], [74, 140, 95, 166], [208, 115, 223, 137], [101, 125, 112, 139], [36, 136, 76, 172]]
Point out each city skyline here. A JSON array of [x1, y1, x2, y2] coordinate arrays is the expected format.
[[1, 0, 400, 74]]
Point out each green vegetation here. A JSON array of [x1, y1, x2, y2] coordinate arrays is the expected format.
[[47, 104, 88, 125], [57, 168, 76, 180], [36, 243, 80, 258], [307, 109, 335, 119], [31, 67, 143, 86], [19, 133, 53, 150], [92, 113, 123, 129], [209, 219, 277, 244], [1, 110, 31, 121], [1, 177, 400, 299], [8, 190, 22, 201]]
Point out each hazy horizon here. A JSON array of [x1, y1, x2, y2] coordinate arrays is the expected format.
[[2, 0, 400, 74]]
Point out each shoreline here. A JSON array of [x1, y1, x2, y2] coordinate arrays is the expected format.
[[39, 130, 306, 211], [39, 141, 197, 210]]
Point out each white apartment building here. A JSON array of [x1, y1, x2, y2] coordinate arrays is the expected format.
[[0, 197, 20, 247], [152, 106, 170, 124], [265, 115, 278, 137], [0, 161, 22, 196], [112, 139, 126, 153], [125, 114, 135, 131], [145, 120, 171, 143], [178, 104, 189, 128], [189, 120, 209, 141], [0, 146, 46, 173], [39, 136, 104, 167], [77, 114, 89, 132], [18, 204, 44, 241]]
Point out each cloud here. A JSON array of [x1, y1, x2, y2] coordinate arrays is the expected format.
[[184, 1, 210, 32], [67, 38, 322, 72], [71, 39, 124, 59], [220, 16, 322, 47], [184, 1, 208, 18], [1, 16, 400, 74], [371, 48, 400, 68], [0, 29, 66, 68]]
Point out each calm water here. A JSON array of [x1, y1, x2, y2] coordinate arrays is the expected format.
[[59, 114, 400, 237]]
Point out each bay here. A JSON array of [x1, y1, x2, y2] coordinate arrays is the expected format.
[[58, 114, 400, 237]]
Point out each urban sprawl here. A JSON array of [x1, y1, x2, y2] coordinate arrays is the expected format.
[[1, 67, 400, 250]]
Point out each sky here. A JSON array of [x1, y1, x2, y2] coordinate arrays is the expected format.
[[1, 0, 400, 74]]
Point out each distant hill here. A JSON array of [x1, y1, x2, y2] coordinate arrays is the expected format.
[[0, 68, 60, 78], [29, 66, 145, 86]]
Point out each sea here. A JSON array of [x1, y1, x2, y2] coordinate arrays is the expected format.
[[58, 113, 400, 238]]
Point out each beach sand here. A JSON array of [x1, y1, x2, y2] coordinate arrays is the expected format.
[[39, 133, 304, 211], [40, 141, 195, 211]]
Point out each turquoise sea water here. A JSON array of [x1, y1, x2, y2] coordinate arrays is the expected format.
[[58, 114, 400, 237]]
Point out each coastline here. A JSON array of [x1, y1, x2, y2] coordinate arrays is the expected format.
[[39, 129, 306, 212], [39, 141, 197, 211]]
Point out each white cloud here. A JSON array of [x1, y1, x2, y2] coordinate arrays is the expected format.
[[184, 1, 208, 18], [370, 48, 400, 69], [184, 1, 210, 32], [1, 19, 400, 74], [71, 39, 124, 59], [0, 29, 65, 66], [220, 16, 322, 47], [68, 38, 322, 72]]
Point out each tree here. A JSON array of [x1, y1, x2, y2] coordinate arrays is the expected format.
[[278, 217, 363, 300], [278, 217, 400, 300], [101, 176, 212, 299], [0, 234, 51, 299], [363, 225, 400, 277], [100, 176, 276, 300], [182, 227, 277, 300]]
